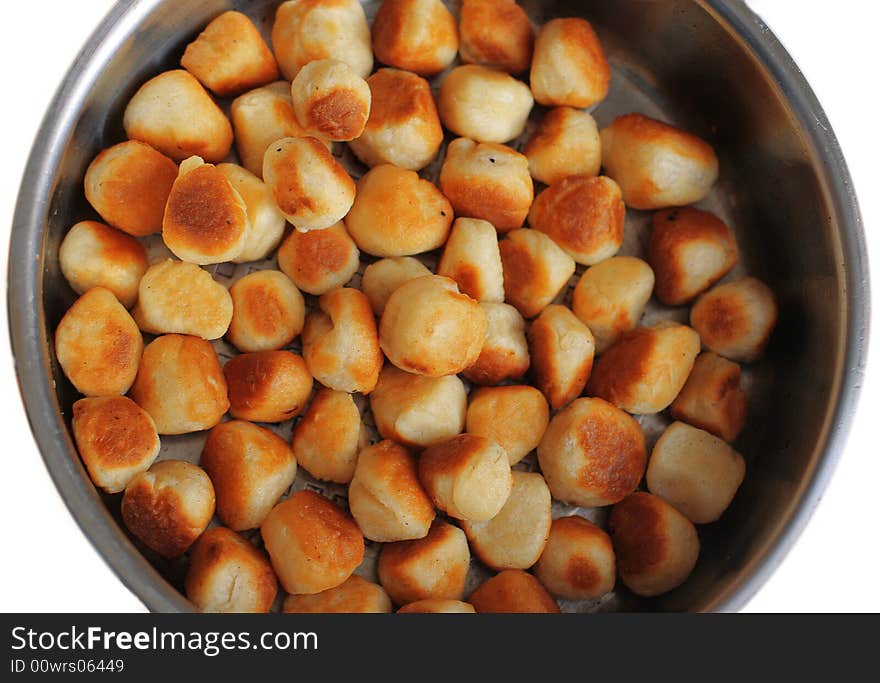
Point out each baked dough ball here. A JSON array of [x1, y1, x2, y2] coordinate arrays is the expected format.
[[529, 305, 596, 410], [530, 17, 609, 108], [528, 175, 625, 266], [129, 334, 229, 435], [378, 520, 470, 605], [224, 350, 313, 423], [463, 303, 529, 386], [380, 275, 487, 377], [670, 352, 747, 443], [217, 163, 287, 263], [438, 65, 534, 144], [349, 440, 435, 542], [461, 471, 551, 570], [609, 492, 700, 597], [418, 434, 513, 521], [398, 599, 476, 613], [690, 277, 778, 363], [55, 287, 142, 397], [372, 0, 458, 76], [498, 228, 575, 318], [458, 0, 534, 74], [71, 396, 160, 494], [361, 257, 432, 316], [132, 260, 233, 340], [121, 460, 215, 558], [272, 0, 373, 80], [283, 575, 392, 613], [185, 527, 278, 613], [370, 366, 467, 448], [292, 388, 368, 483], [600, 114, 720, 210], [261, 490, 364, 595], [302, 288, 383, 393], [466, 385, 549, 465], [59, 221, 148, 308], [181, 11, 279, 97], [524, 107, 601, 185], [277, 221, 360, 295], [538, 397, 646, 507], [262, 136, 355, 232], [346, 164, 453, 257], [439, 137, 534, 233], [291, 59, 371, 141], [348, 68, 443, 171], [438, 218, 504, 303], [572, 257, 655, 354], [201, 419, 298, 530], [533, 515, 616, 600], [469, 570, 559, 613], [227, 270, 305, 353], [84, 140, 178, 237], [123, 70, 232, 163], [647, 421, 746, 524], [586, 322, 701, 414]]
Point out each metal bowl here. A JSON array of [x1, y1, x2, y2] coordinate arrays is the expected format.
[[8, 0, 869, 612]]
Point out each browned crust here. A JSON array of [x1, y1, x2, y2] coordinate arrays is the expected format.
[[371, 0, 458, 75], [528, 309, 594, 409], [670, 352, 747, 442], [459, 0, 534, 73], [223, 350, 312, 422], [498, 236, 545, 318], [469, 570, 560, 613], [418, 434, 490, 486], [462, 342, 530, 386], [608, 492, 668, 578], [365, 68, 441, 132], [277, 224, 356, 290], [72, 396, 157, 471], [359, 440, 435, 523], [268, 138, 355, 218], [440, 173, 532, 233], [585, 327, 656, 409], [229, 277, 289, 339], [307, 89, 369, 140]]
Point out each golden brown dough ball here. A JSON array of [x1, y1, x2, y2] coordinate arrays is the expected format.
[[277, 221, 360, 295], [571, 257, 655, 354], [59, 221, 148, 309], [439, 137, 534, 233], [272, 0, 373, 80], [398, 599, 475, 613], [372, 0, 458, 76], [291, 59, 371, 141], [524, 107, 601, 185], [83, 140, 178, 237], [129, 334, 229, 435], [438, 218, 504, 303], [217, 163, 287, 263], [466, 385, 549, 465], [262, 136, 355, 232], [185, 527, 278, 613], [463, 302, 530, 386], [292, 388, 368, 484], [349, 440, 435, 542], [361, 257, 432, 317], [670, 352, 747, 443], [123, 70, 232, 163], [283, 575, 392, 613], [348, 68, 443, 171], [609, 492, 700, 597], [181, 10, 279, 97], [261, 490, 364, 595], [345, 165, 453, 257], [370, 365, 467, 448], [647, 421, 746, 524], [469, 570, 559, 613], [586, 322, 702, 415], [380, 275, 487, 377], [378, 520, 470, 605], [458, 0, 534, 74], [690, 277, 778, 363], [55, 287, 142, 397], [528, 304, 596, 410], [498, 228, 575, 318], [600, 114, 719, 210], [121, 460, 215, 558], [71, 396, 159, 494], [132, 260, 233, 340], [438, 65, 534, 144], [461, 471, 551, 570], [201, 420, 298, 530], [538, 397, 646, 507], [530, 18, 610, 108], [227, 270, 305, 353], [224, 350, 313, 423], [302, 288, 383, 393], [528, 175, 624, 266]]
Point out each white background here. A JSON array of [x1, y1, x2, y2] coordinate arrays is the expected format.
[[0, 1, 876, 613]]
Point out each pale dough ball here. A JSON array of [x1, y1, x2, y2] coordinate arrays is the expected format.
[[283, 575, 392, 613], [224, 350, 313, 423], [276, 221, 360, 295], [361, 257, 432, 317], [670, 352, 747, 443], [458, 0, 534, 74], [217, 163, 287, 263], [524, 107, 601, 185], [469, 570, 559, 613], [227, 270, 306, 353], [533, 515, 616, 600], [462, 302, 530, 386], [498, 228, 575, 318], [291, 59, 371, 141], [437, 218, 504, 303], [372, 0, 458, 76], [466, 385, 549, 465]]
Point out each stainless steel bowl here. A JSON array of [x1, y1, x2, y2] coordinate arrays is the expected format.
[[8, 0, 869, 612]]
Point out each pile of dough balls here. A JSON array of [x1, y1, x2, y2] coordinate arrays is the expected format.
[[55, 1, 778, 613]]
